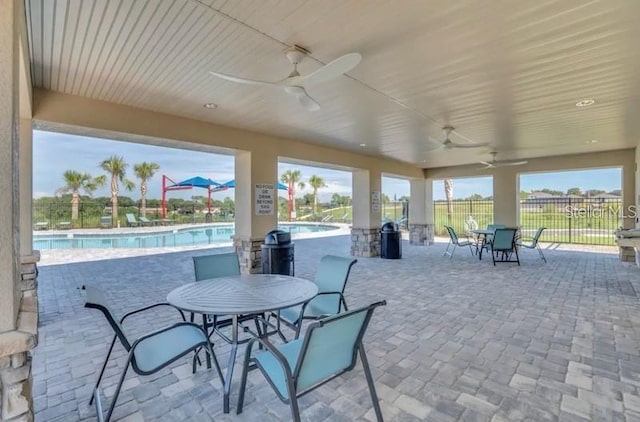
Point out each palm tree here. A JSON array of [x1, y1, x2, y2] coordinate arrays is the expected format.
[[100, 155, 135, 225], [280, 169, 306, 221], [56, 170, 105, 221], [444, 179, 454, 225], [308, 174, 327, 214], [133, 162, 160, 217]]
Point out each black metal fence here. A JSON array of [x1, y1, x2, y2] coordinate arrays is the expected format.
[[32, 202, 234, 229], [434, 198, 622, 245]]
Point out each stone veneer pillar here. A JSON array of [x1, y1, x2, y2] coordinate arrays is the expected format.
[[350, 228, 380, 257], [351, 168, 382, 257], [0, 252, 39, 422], [233, 237, 264, 274], [408, 223, 435, 245]]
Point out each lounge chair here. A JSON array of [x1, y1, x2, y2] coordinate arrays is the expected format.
[[139, 216, 152, 226], [100, 216, 112, 229], [83, 285, 223, 422], [34, 221, 49, 230], [274, 255, 357, 339], [125, 213, 139, 227], [517, 227, 547, 263], [238, 301, 386, 422], [444, 225, 475, 258], [57, 221, 71, 230], [490, 228, 520, 265]]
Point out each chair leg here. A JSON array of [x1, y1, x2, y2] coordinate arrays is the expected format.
[[104, 352, 132, 422], [537, 244, 547, 263], [205, 340, 224, 386], [515, 246, 520, 266], [450, 244, 457, 259], [90, 334, 117, 405], [237, 342, 255, 414], [359, 344, 383, 422], [468, 244, 474, 256], [286, 379, 301, 422]]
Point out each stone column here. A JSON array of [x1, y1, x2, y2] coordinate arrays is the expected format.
[[19, 119, 32, 256], [493, 167, 519, 226], [0, 2, 38, 421], [351, 169, 382, 257], [232, 149, 278, 273], [408, 178, 434, 245]]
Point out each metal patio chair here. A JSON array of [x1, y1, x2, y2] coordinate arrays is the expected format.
[[193, 253, 267, 348], [517, 227, 547, 263], [444, 225, 475, 258], [490, 227, 520, 265], [274, 255, 357, 339], [238, 301, 386, 422], [84, 285, 223, 422]]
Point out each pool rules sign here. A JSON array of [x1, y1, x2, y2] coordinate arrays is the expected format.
[[255, 183, 275, 215]]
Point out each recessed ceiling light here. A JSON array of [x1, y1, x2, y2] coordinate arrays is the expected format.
[[359, 143, 366, 147], [203, 103, 218, 109], [575, 99, 595, 107], [586, 139, 598, 144]]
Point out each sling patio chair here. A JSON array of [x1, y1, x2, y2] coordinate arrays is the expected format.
[[238, 301, 386, 422], [490, 227, 520, 265], [444, 225, 475, 259], [139, 216, 153, 226], [517, 227, 547, 263], [273, 255, 357, 339], [125, 213, 139, 227], [83, 285, 223, 422], [192, 253, 267, 351]]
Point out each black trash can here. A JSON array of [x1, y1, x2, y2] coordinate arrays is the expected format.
[[261, 229, 295, 275], [205, 212, 212, 223], [380, 222, 402, 259]]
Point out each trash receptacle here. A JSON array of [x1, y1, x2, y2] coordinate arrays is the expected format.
[[380, 222, 402, 259], [261, 229, 295, 275], [205, 212, 212, 223]]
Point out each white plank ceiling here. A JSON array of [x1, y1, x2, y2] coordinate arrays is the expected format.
[[26, 0, 640, 168]]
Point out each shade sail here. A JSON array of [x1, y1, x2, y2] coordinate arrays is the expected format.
[[171, 176, 222, 188]]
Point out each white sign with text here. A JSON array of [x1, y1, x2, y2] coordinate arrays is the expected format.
[[255, 183, 275, 215], [371, 191, 381, 213]]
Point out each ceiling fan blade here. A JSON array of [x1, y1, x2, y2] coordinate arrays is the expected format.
[[209, 71, 278, 87], [449, 142, 490, 149], [479, 161, 493, 167], [286, 86, 320, 111], [300, 53, 362, 86], [499, 160, 529, 166]]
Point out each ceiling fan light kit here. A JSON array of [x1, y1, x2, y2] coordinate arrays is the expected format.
[[429, 125, 489, 150], [209, 45, 361, 112]]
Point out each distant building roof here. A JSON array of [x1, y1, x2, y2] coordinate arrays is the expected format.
[[594, 193, 620, 199], [530, 191, 557, 198]]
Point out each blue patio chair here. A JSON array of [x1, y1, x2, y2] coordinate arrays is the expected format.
[[84, 285, 222, 422], [139, 216, 153, 226], [238, 301, 386, 422], [125, 213, 139, 227], [517, 227, 547, 263], [490, 228, 520, 265], [275, 255, 357, 339], [444, 226, 475, 259], [193, 253, 266, 347]]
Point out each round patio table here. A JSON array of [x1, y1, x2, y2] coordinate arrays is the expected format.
[[167, 274, 318, 413]]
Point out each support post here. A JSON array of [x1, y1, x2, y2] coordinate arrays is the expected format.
[[408, 178, 434, 245], [351, 169, 382, 257]]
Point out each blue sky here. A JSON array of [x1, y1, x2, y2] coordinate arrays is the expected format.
[[34, 130, 621, 201]]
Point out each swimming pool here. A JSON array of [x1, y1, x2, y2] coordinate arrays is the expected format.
[[33, 224, 341, 250]]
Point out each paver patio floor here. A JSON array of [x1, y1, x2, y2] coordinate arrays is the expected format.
[[34, 236, 640, 421]]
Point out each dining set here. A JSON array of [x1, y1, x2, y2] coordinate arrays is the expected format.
[[82, 253, 385, 422], [444, 224, 547, 265]]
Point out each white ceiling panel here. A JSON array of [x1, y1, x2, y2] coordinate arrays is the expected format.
[[26, 0, 640, 167]]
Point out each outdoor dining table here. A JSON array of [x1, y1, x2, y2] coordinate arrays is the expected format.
[[166, 274, 318, 413]]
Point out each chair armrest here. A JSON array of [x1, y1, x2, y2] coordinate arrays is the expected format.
[[129, 321, 205, 350], [121, 303, 186, 324], [315, 291, 349, 312], [244, 335, 295, 380]]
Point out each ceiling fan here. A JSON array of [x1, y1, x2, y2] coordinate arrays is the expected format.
[[479, 152, 528, 168], [209, 45, 361, 111], [428, 125, 489, 149]]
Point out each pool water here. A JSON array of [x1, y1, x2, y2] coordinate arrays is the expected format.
[[33, 224, 340, 250]]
